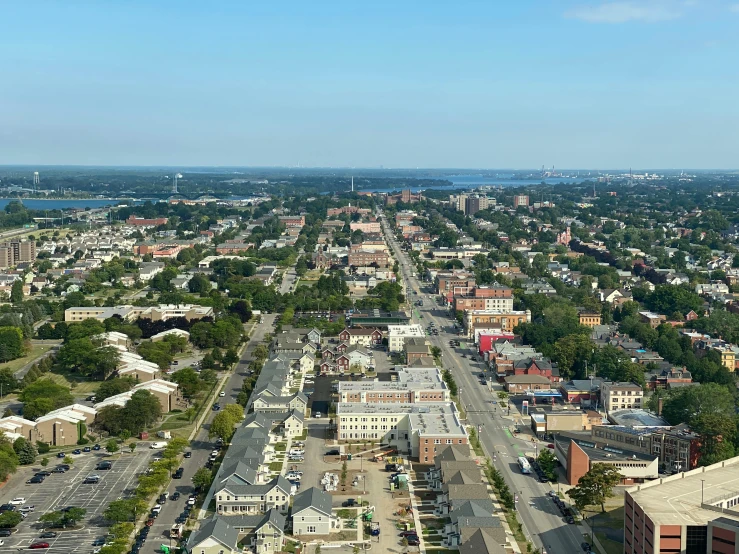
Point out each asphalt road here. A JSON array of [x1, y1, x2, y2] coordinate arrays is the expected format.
[[379, 211, 586, 554], [141, 313, 278, 553]]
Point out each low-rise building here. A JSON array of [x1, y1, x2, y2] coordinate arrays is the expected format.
[[291, 487, 337, 536], [601, 381, 644, 413], [338, 367, 449, 403], [464, 309, 530, 338], [388, 324, 426, 352]]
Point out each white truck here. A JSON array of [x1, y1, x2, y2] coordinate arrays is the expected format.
[[149, 441, 168, 449]]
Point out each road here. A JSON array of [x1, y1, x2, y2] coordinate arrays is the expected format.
[[142, 313, 278, 553], [379, 211, 585, 554]]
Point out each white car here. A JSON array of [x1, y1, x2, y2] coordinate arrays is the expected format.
[[9, 497, 26, 505], [152, 504, 162, 514], [289, 449, 305, 456], [286, 472, 303, 480], [219, 391, 226, 397]]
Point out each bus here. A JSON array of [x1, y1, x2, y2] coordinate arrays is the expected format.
[[517, 456, 531, 474]]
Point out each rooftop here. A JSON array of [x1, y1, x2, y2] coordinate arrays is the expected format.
[[608, 408, 670, 428], [628, 456, 739, 526], [338, 401, 467, 436]]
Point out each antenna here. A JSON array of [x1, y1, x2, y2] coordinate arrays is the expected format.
[[33, 171, 39, 192], [173, 173, 182, 194], [351, 176, 354, 193]]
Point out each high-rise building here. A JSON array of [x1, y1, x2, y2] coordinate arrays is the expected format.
[[464, 196, 489, 215], [0, 239, 36, 269]]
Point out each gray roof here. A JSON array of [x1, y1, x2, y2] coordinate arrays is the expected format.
[[242, 412, 273, 429], [455, 516, 502, 529], [445, 469, 482, 485], [448, 499, 496, 522], [219, 460, 258, 485], [218, 475, 292, 497], [186, 517, 238, 551], [444, 483, 492, 500], [458, 527, 508, 554], [435, 444, 472, 464], [292, 486, 332, 517]]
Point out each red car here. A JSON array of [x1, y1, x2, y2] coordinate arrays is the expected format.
[[29, 542, 50, 549]]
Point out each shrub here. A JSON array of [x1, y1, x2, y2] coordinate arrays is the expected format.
[[77, 437, 89, 446], [36, 441, 50, 454]]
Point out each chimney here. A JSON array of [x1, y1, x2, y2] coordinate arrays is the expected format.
[[657, 397, 664, 416]]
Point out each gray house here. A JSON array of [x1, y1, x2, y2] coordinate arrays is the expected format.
[[222, 509, 287, 554], [216, 475, 292, 515], [185, 517, 238, 554], [291, 487, 337, 535]]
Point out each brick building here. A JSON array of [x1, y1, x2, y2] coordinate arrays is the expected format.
[[347, 249, 389, 268]]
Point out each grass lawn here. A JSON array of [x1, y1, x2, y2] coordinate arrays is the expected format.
[[46, 371, 101, 394], [268, 461, 283, 472], [0, 344, 53, 374], [275, 442, 287, 452]]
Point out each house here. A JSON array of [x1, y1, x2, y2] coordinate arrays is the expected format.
[[291, 487, 337, 535], [457, 527, 510, 554], [282, 409, 305, 437], [220, 510, 286, 554], [215, 475, 292, 515], [503, 374, 552, 394], [251, 392, 308, 414], [184, 517, 239, 554], [337, 327, 383, 347]]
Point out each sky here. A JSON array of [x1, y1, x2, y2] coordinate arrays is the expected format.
[[1, 0, 738, 169]]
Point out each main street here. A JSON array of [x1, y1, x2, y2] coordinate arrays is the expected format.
[[379, 211, 586, 554]]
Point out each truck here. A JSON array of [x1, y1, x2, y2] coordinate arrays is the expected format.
[[149, 441, 168, 449], [157, 431, 171, 439], [370, 522, 380, 536], [169, 523, 183, 539]]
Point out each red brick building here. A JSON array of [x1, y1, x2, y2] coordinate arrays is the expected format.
[[127, 215, 168, 226], [347, 250, 389, 268], [278, 215, 305, 227]]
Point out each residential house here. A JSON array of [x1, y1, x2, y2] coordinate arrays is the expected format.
[[184, 517, 238, 554], [215, 475, 292, 515], [337, 327, 383, 347], [291, 487, 336, 535]]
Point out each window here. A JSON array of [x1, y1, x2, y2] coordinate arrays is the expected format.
[[307, 525, 316, 533]]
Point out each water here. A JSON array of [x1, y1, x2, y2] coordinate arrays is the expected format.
[[360, 174, 588, 193], [0, 198, 128, 211]]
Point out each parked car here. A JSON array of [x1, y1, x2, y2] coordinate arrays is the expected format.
[[406, 536, 420, 546], [29, 542, 50, 549], [212, 404, 221, 411], [92, 443, 101, 450], [342, 499, 356, 507], [581, 543, 592, 552], [26, 476, 44, 484], [326, 449, 340, 456], [39, 532, 57, 539], [83, 446, 91, 452], [56, 452, 66, 458], [400, 530, 419, 537], [35, 471, 51, 477], [171, 492, 180, 501], [184, 451, 192, 458]]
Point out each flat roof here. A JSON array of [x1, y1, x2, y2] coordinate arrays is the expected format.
[[608, 409, 670, 428], [628, 457, 739, 526], [337, 401, 466, 436]]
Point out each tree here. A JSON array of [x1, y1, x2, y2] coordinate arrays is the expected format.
[[537, 449, 557, 481], [13, 437, 37, 465], [192, 467, 213, 490], [0, 432, 19, 482], [567, 464, 622, 513], [201, 352, 216, 370], [0, 327, 25, 361], [0, 511, 22, 528], [40, 457, 49, 467], [20, 379, 74, 419], [552, 334, 594, 380], [223, 404, 244, 423], [209, 411, 238, 442], [104, 498, 145, 523], [129, 442, 137, 454], [96, 377, 136, 402], [223, 348, 239, 368], [0, 368, 19, 396], [10, 280, 23, 304], [105, 439, 119, 453]]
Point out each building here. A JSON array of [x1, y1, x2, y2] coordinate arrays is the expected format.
[[349, 310, 410, 328], [338, 327, 383, 347], [278, 215, 305, 228], [350, 221, 381, 233], [454, 286, 514, 312], [127, 215, 168, 227], [291, 487, 336, 535], [347, 249, 389, 268], [336, 402, 468, 463], [503, 374, 553, 394], [464, 195, 490, 215], [338, 367, 450, 403], [624, 456, 739, 554], [601, 381, 644, 413], [184, 517, 239, 554], [216, 242, 254, 254], [388, 324, 426, 352], [639, 311, 667, 329], [215, 475, 292, 514], [512, 195, 529, 208], [65, 304, 214, 323], [463, 309, 531, 338], [554, 434, 659, 486], [0, 239, 36, 268], [578, 310, 602, 328]]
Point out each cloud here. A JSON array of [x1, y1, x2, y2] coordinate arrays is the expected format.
[[566, 1, 687, 23]]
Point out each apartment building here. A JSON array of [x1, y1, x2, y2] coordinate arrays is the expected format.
[[578, 310, 602, 328], [347, 249, 389, 268], [127, 215, 168, 226], [624, 456, 739, 554], [350, 221, 381, 233], [336, 402, 467, 463], [454, 286, 514, 312], [601, 381, 644, 413], [338, 368, 450, 403], [388, 324, 426, 352], [278, 215, 305, 227], [215, 475, 292, 514], [463, 309, 531, 338], [512, 195, 529, 208], [65, 304, 214, 322], [0, 239, 36, 268]]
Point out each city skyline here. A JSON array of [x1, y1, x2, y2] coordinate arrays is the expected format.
[[1, 1, 738, 168]]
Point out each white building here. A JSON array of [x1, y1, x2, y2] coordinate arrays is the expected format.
[[388, 324, 426, 352]]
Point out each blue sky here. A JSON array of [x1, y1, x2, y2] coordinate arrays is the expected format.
[[1, 0, 738, 169]]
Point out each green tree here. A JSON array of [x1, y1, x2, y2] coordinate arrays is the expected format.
[[20, 379, 74, 419], [0, 511, 22, 528], [201, 352, 216, 370], [129, 442, 137, 454], [567, 464, 622, 513], [222, 348, 239, 368], [552, 334, 594, 380], [13, 436, 37, 465], [537, 449, 557, 481], [223, 404, 244, 422], [103, 498, 145, 523], [96, 377, 136, 402], [0, 327, 25, 361], [209, 411, 238, 442], [0, 368, 19, 396], [10, 280, 23, 304], [105, 439, 119, 453], [192, 467, 213, 490], [40, 457, 49, 467]]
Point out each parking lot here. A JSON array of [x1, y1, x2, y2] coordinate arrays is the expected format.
[[0, 447, 157, 552]]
